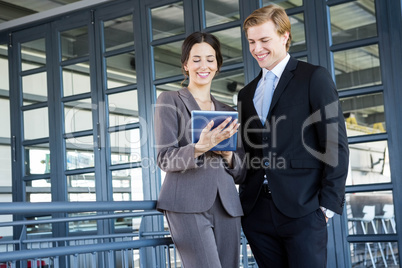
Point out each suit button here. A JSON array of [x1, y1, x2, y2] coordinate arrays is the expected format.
[[263, 137, 268, 141], [264, 161, 269, 167]]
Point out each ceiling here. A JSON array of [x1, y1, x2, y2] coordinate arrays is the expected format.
[[0, 0, 81, 24]]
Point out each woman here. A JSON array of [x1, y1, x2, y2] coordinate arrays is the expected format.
[[154, 32, 245, 268]]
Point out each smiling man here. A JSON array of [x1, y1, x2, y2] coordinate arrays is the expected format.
[[237, 4, 349, 268]]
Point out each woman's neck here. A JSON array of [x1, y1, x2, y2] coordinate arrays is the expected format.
[[187, 85, 211, 102]]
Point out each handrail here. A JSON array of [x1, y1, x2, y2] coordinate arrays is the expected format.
[[0, 237, 173, 262], [0, 211, 162, 227], [0, 201, 157, 214], [0, 200, 175, 265]]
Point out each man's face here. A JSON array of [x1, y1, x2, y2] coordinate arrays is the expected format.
[[246, 20, 289, 70]]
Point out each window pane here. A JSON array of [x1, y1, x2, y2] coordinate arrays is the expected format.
[[67, 173, 95, 200], [61, 26, 89, 61], [112, 168, 143, 231], [262, 0, 303, 9], [349, 242, 399, 267], [213, 28, 243, 66], [346, 191, 396, 235], [289, 13, 306, 53], [211, 68, 244, 107], [0, 44, 9, 91], [110, 129, 142, 165], [347, 140, 390, 186], [151, 2, 184, 40], [0, 98, 10, 138], [22, 72, 48, 104], [23, 107, 49, 140], [64, 98, 93, 133], [154, 41, 182, 79], [24, 144, 50, 175], [0, 145, 12, 191], [106, 52, 136, 89], [334, 44, 381, 90], [330, 0, 377, 45], [20, 39, 46, 71], [204, 0, 240, 27], [26, 179, 51, 202], [112, 168, 143, 201], [156, 81, 183, 96], [66, 135, 94, 170], [341, 93, 385, 137], [108, 90, 139, 127], [104, 14, 134, 52], [62, 62, 91, 96]]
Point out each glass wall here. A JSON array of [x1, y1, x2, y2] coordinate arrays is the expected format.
[[2, 0, 401, 266], [328, 0, 398, 267], [0, 42, 12, 242]]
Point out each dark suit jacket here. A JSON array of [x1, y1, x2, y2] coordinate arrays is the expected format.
[[155, 87, 246, 217], [238, 57, 349, 218]]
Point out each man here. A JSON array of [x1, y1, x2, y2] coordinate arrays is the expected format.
[[238, 4, 349, 267]]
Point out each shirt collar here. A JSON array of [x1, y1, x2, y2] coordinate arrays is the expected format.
[[262, 53, 290, 80]]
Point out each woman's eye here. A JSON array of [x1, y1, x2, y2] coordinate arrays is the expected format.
[[193, 60, 200, 63]]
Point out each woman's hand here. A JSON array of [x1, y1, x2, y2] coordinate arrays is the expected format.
[[213, 151, 234, 168], [194, 117, 239, 158]]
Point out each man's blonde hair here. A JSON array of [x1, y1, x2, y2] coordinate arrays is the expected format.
[[243, 5, 292, 51]]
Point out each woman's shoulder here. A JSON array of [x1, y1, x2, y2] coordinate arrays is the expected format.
[[156, 90, 180, 104]]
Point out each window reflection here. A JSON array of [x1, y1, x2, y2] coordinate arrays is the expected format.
[[262, 0, 303, 9], [330, 0, 377, 45], [212, 28, 243, 66], [346, 140, 390, 186], [204, 0, 240, 27], [62, 62, 91, 96], [67, 173, 95, 201], [289, 13, 306, 53], [22, 72, 48, 103], [349, 242, 399, 267], [103, 14, 134, 52], [24, 144, 50, 175], [341, 93, 385, 137], [346, 191, 398, 267], [61, 26, 89, 61], [112, 168, 143, 201], [154, 41, 182, 79], [211, 69, 244, 107], [108, 90, 139, 127], [23, 107, 49, 140], [65, 135, 94, 170], [151, 2, 184, 40], [64, 98, 93, 133], [21, 39, 46, 71], [109, 129, 142, 165], [106, 52, 137, 89], [334, 44, 381, 90], [346, 191, 396, 234]]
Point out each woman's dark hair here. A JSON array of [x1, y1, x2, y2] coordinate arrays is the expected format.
[[180, 32, 223, 85]]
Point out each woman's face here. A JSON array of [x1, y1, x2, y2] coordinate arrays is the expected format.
[[184, 42, 218, 89]]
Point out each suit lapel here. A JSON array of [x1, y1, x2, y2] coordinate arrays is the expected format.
[[178, 87, 201, 114], [268, 57, 298, 116]]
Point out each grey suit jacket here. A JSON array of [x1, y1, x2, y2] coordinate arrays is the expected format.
[[154, 87, 245, 217]]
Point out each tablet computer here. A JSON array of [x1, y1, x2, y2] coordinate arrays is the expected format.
[[191, 110, 238, 151]]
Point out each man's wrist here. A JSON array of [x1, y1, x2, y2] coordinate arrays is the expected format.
[[320, 206, 335, 218]]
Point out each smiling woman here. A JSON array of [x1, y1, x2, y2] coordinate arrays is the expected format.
[[154, 31, 245, 268]]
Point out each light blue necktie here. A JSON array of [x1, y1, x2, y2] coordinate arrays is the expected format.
[[261, 71, 276, 125]]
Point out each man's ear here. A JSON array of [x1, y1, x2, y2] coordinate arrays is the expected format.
[[282, 32, 290, 46]]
